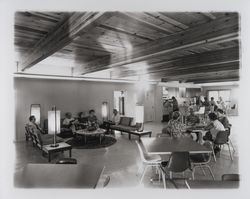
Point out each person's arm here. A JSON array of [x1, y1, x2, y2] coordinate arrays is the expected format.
[[204, 122, 213, 130]]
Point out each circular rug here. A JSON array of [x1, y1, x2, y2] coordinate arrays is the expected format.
[[66, 135, 117, 149]]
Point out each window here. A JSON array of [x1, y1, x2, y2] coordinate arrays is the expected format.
[[208, 90, 231, 103]]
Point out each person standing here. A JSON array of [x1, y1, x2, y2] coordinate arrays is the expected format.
[[172, 96, 179, 112], [162, 99, 173, 122], [210, 97, 218, 111]]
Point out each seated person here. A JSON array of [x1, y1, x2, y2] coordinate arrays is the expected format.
[[162, 111, 188, 138], [88, 109, 99, 127], [203, 112, 225, 141], [216, 108, 231, 129], [62, 112, 77, 133], [26, 115, 45, 134], [77, 111, 88, 129], [186, 108, 200, 126], [26, 115, 63, 145], [111, 109, 120, 125]]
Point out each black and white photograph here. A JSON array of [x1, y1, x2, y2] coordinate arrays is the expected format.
[[1, 0, 250, 199]]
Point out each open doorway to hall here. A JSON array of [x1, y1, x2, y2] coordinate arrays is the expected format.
[[114, 91, 126, 116]]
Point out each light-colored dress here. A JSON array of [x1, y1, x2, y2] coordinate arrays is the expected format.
[[163, 119, 187, 138]]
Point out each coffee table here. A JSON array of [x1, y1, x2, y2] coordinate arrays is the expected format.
[[42, 142, 72, 162], [76, 128, 106, 144], [128, 130, 152, 140]]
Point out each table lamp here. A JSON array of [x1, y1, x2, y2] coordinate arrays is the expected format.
[[135, 105, 144, 132], [102, 102, 108, 121], [48, 106, 60, 147]]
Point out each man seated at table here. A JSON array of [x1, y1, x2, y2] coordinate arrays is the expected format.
[[216, 108, 231, 129], [162, 111, 189, 138], [186, 108, 200, 126], [62, 112, 77, 134]]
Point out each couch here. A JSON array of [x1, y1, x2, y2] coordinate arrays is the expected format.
[[110, 116, 142, 133]]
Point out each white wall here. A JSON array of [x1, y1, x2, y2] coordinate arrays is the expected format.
[[14, 77, 157, 141]]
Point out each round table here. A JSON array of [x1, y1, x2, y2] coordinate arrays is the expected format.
[[76, 128, 106, 144]]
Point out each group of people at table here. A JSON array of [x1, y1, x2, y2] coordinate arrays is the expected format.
[[26, 109, 121, 136], [161, 106, 230, 154]]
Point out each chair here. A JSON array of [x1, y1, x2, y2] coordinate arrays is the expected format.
[[214, 130, 233, 161], [135, 140, 162, 184], [24, 125, 31, 141], [226, 126, 236, 153], [56, 158, 77, 164], [222, 174, 240, 181], [160, 152, 192, 189], [190, 141, 215, 180], [156, 133, 171, 138]]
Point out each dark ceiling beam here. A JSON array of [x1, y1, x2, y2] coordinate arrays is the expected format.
[[20, 12, 112, 71], [74, 14, 239, 75], [111, 47, 239, 78]]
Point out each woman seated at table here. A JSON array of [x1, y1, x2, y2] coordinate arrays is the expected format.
[[162, 111, 189, 138]]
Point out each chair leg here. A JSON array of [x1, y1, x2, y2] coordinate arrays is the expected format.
[[199, 164, 206, 176], [205, 165, 215, 180], [227, 143, 233, 161], [161, 170, 166, 189], [185, 180, 190, 189], [229, 138, 236, 153], [140, 165, 149, 184], [212, 149, 217, 162], [192, 166, 196, 180]]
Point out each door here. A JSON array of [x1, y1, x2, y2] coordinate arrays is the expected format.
[[144, 89, 155, 122]]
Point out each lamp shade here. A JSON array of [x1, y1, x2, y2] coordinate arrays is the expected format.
[[30, 104, 41, 125], [102, 102, 108, 120], [48, 110, 61, 134], [135, 105, 144, 123]]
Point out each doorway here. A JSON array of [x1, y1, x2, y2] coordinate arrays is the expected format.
[[114, 91, 126, 116]]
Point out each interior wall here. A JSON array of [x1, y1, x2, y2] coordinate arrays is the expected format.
[[14, 77, 157, 141]]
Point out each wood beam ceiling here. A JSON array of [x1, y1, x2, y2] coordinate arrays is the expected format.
[[111, 46, 239, 78], [74, 14, 239, 75], [20, 12, 112, 71]]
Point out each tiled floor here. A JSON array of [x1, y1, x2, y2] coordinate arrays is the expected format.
[[14, 117, 239, 189]]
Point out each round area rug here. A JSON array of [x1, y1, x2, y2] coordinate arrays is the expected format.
[[66, 136, 117, 149]]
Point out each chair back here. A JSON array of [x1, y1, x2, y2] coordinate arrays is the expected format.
[[135, 140, 147, 163], [214, 130, 229, 145], [56, 158, 77, 164], [222, 174, 240, 181], [167, 152, 191, 172]]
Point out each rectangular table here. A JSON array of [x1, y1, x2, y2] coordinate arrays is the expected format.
[[141, 137, 211, 155], [128, 130, 152, 140], [186, 180, 239, 189], [14, 163, 105, 188], [42, 142, 72, 162]]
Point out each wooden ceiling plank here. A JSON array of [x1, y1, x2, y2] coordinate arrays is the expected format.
[[202, 12, 217, 20], [75, 14, 238, 75], [147, 12, 189, 30], [121, 12, 175, 34], [20, 12, 112, 71], [98, 24, 153, 41]]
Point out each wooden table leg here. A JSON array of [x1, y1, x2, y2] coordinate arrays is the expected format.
[[129, 133, 131, 140], [69, 149, 72, 157], [149, 132, 152, 137], [48, 152, 51, 162]]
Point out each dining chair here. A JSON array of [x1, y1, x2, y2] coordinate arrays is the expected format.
[[160, 152, 192, 189], [214, 130, 233, 161], [226, 125, 236, 153], [135, 140, 162, 185], [56, 158, 77, 164], [190, 141, 215, 180]]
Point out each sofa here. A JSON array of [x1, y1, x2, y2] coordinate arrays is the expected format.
[[110, 116, 141, 133]]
